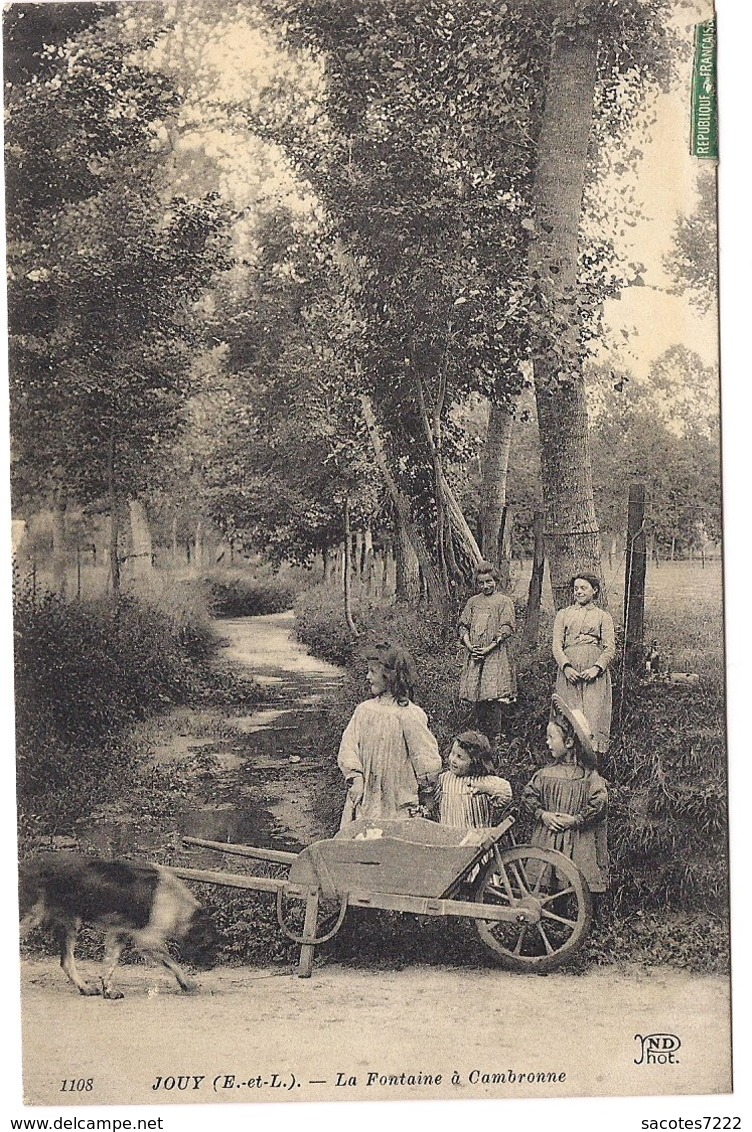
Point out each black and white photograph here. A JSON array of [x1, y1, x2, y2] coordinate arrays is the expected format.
[[3, 0, 741, 1119]]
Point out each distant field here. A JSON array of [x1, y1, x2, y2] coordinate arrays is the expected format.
[[512, 558, 724, 672]]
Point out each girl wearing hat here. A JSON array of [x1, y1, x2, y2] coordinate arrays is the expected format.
[[337, 642, 441, 828], [521, 695, 609, 900], [552, 572, 615, 754]]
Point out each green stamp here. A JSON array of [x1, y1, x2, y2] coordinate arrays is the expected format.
[[691, 19, 718, 159]]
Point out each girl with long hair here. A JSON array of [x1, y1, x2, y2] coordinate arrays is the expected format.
[[337, 642, 441, 827]]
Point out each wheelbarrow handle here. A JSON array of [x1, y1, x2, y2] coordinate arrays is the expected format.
[[182, 836, 297, 865]]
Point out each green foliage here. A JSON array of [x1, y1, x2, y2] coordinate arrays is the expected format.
[[575, 911, 729, 974], [197, 886, 298, 967], [665, 169, 718, 313], [15, 592, 206, 745], [294, 584, 365, 667], [6, 14, 233, 513], [250, 0, 545, 573], [184, 211, 384, 565], [589, 353, 722, 549]]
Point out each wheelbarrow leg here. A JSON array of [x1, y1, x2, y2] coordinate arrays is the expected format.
[[298, 887, 320, 978]]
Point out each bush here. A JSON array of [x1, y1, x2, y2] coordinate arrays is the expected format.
[[13, 585, 264, 836], [204, 569, 296, 618], [15, 591, 214, 748]]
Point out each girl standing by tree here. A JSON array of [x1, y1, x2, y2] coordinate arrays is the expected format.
[[459, 562, 517, 743], [552, 572, 615, 755], [337, 643, 441, 828], [522, 696, 609, 905]]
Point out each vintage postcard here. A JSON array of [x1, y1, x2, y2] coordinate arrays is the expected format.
[[3, 0, 741, 1123]]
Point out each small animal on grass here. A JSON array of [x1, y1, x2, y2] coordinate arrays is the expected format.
[[19, 853, 217, 999]]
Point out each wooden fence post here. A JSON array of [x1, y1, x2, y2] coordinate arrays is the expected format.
[[624, 483, 647, 669]]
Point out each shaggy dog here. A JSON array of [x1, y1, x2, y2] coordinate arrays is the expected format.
[[19, 853, 216, 999]]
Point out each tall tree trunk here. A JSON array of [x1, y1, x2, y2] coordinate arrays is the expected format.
[[498, 504, 514, 590], [394, 512, 420, 603], [343, 495, 358, 635], [107, 429, 121, 596], [479, 401, 514, 567], [359, 394, 446, 612], [413, 365, 482, 586], [530, 2, 603, 610], [50, 489, 68, 597], [194, 519, 203, 574], [363, 527, 374, 595], [128, 500, 153, 578], [381, 544, 390, 597], [524, 509, 546, 647], [354, 529, 364, 581]]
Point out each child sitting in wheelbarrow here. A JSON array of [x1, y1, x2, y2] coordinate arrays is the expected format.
[[430, 730, 513, 830]]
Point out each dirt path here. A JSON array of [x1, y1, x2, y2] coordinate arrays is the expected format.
[[78, 611, 345, 857], [195, 611, 345, 847], [20, 959, 731, 1105]]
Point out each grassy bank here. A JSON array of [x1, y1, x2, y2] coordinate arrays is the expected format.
[[14, 579, 265, 846], [293, 571, 729, 974]]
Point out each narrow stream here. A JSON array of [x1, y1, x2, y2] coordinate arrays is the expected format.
[[79, 612, 345, 858]]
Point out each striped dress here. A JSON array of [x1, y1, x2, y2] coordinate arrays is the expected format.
[[436, 770, 512, 830]]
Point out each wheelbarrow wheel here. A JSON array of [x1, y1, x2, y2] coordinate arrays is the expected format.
[[474, 845, 592, 973]]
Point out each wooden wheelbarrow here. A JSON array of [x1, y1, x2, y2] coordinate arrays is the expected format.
[[171, 814, 592, 977]]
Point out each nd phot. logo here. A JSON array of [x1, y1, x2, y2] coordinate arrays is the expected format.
[[634, 1033, 681, 1065]]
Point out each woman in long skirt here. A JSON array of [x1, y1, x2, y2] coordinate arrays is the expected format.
[[552, 573, 615, 755]]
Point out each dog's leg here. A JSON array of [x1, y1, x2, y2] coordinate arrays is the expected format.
[[139, 941, 197, 993], [100, 933, 125, 1000], [58, 920, 102, 997]]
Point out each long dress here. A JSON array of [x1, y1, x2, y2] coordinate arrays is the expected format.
[[552, 603, 616, 753], [436, 770, 512, 829], [521, 764, 609, 892], [337, 696, 442, 828], [459, 592, 517, 703]]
